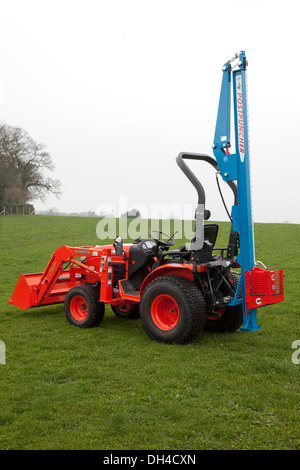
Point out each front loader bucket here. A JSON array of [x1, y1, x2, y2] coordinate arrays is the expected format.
[[9, 273, 44, 310], [9, 246, 91, 311], [9, 271, 83, 310]]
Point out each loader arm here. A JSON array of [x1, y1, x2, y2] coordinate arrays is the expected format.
[[9, 246, 101, 310]]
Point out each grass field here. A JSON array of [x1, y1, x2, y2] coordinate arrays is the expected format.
[[0, 215, 299, 450]]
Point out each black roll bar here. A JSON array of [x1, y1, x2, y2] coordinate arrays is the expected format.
[[176, 152, 238, 206]]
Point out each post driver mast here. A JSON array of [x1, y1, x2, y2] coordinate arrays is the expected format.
[[213, 51, 260, 331]]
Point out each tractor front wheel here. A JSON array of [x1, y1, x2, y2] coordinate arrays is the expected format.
[[140, 275, 206, 344], [64, 284, 105, 328]]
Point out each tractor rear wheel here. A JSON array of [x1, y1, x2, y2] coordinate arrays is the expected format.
[[111, 302, 139, 319], [204, 272, 243, 332], [140, 275, 206, 344], [64, 284, 105, 328]]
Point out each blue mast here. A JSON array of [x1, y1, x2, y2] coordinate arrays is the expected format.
[[212, 51, 260, 332]]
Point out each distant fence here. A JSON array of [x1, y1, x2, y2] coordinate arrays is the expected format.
[[0, 204, 35, 216]]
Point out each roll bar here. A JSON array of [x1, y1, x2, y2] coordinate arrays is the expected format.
[[176, 152, 238, 206]]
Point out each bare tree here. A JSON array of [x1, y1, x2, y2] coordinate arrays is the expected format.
[[0, 123, 61, 207]]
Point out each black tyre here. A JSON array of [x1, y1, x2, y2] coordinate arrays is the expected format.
[[204, 272, 243, 332], [111, 302, 139, 319], [140, 275, 206, 344], [64, 284, 105, 328]]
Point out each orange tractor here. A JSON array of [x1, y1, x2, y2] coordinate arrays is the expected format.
[[8, 224, 244, 344], [9, 52, 284, 343]]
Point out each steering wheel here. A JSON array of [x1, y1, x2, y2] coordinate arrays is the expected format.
[[149, 229, 175, 248]]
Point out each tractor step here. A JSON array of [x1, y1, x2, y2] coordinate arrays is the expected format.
[[119, 280, 140, 301]]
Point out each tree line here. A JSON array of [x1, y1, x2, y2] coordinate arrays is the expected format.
[[0, 122, 61, 208]]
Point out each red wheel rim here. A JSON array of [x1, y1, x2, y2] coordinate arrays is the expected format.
[[117, 302, 132, 312], [206, 308, 225, 321], [151, 294, 179, 331], [70, 295, 88, 321]]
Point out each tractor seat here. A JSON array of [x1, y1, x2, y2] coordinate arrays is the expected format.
[[154, 224, 219, 267], [190, 223, 218, 246], [190, 223, 219, 262]]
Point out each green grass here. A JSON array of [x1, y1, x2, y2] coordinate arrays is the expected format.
[[0, 215, 299, 450]]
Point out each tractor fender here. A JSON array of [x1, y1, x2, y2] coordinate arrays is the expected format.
[[140, 263, 194, 295]]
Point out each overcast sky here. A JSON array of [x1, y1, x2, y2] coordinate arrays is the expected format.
[[1, 0, 299, 223]]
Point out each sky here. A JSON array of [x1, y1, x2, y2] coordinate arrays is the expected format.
[[1, 0, 299, 223]]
